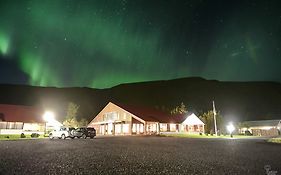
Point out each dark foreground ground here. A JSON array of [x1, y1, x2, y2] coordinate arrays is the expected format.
[[0, 136, 280, 175]]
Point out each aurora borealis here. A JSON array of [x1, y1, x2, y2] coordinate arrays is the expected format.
[[0, 0, 281, 88]]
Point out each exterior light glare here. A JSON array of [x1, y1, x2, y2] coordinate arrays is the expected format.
[[43, 111, 55, 122], [42, 111, 62, 135], [227, 123, 235, 138]]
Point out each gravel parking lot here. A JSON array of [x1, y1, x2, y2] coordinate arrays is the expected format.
[[0, 136, 280, 175]]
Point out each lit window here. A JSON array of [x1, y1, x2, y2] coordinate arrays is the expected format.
[[160, 124, 167, 132], [151, 124, 157, 132], [0, 122, 7, 129], [104, 112, 118, 121], [100, 125, 105, 135], [23, 123, 41, 131], [123, 124, 129, 133], [115, 124, 121, 134], [15, 122, 24, 129], [132, 124, 136, 133], [170, 124, 177, 132], [139, 124, 144, 133], [7, 122, 15, 129]]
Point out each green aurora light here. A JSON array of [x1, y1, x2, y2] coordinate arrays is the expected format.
[[0, 31, 9, 55], [0, 0, 281, 88]]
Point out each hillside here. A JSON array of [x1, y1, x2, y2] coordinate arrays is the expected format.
[[0, 77, 281, 122]]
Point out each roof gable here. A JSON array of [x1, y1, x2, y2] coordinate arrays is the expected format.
[[114, 102, 186, 123], [182, 113, 205, 125], [90, 102, 203, 124]]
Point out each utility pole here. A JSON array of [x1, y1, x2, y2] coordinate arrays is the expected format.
[[213, 101, 218, 136]]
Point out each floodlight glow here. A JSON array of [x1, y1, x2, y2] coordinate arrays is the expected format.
[[43, 111, 55, 122], [227, 123, 235, 133], [43, 111, 63, 128]]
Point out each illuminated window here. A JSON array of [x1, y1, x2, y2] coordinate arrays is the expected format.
[[115, 124, 121, 134], [146, 124, 156, 132], [146, 124, 155, 133], [23, 123, 43, 131], [0, 122, 7, 129], [7, 122, 15, 129], [123, 124, 129, 133], [100, 125, 105, 135], [132, 123, 144, 133], [15, 122, 24, 129], [170, 124, 177, 132], [132, 124, 137, 133], [103, 112, 118, 121], [160, 123, 167, 131], [139, 124, 144, 133]]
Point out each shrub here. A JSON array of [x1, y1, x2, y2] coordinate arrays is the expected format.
[[199, 133, 202, 135], [20, 133, 26, 138], [31, 133, 40, 138]]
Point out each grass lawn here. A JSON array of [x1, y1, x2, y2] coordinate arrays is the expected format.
[[160, 133, 259, 139], [268, 138, 281, 144], [0, 134, 46, 141]]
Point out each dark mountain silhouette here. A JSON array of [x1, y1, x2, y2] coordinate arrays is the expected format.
[[0, 77, 280, 123]]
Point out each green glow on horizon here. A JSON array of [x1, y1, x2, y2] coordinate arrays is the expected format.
[[0, 31, 9, 55], [19, 52, 60, 86], [91, 72, 156, 89]]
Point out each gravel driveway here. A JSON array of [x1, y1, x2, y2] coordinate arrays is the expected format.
[[0, 136, 280, 175]]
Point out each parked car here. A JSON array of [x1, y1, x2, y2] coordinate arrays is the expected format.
[[244, 130, 253, 136], [49, 126, 75, 139], [72, 127, 96, 139]]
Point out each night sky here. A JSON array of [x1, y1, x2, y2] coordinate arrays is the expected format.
[[0, 0, 281, 88]]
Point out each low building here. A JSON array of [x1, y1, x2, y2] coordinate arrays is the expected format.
[[0, 104, 45, 135], [239, 119, 281, 136], [88, 102, 205, 135]]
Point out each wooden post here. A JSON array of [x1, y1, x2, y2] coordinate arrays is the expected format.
[[129, 121, 132, 135], [157, 123, 160, 135], [121, 122, 123, 135], [203, 124, 205, 134], [112, 123, 115, 135], [144, 122, 147, 135]]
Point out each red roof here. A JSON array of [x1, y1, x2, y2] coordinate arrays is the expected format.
[[115, 103, 187, 123], [0, 104, 44, 123]]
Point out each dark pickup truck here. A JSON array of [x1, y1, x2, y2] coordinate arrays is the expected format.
[[72, 127, 96, 139]]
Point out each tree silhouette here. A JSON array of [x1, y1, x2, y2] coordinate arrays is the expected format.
[[0, 113, 5, 121]]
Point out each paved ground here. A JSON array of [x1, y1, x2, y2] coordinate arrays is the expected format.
[[0, 136, 280, 175]]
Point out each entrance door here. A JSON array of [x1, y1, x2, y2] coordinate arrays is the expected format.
[[100, 125, 105, 135], [194, 125, 198, 132], [108, 123, 113, 135]]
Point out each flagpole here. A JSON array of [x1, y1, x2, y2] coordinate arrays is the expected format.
[[213, 101, 218, 136]]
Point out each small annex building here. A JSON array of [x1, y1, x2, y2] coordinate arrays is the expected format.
[[88, 102, 205, 135], [0, 104, 45, 135], [239, 119, 281, 136]]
